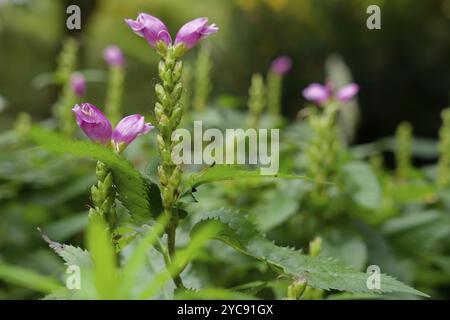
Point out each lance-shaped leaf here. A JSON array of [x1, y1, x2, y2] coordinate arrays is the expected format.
[[182, 164, 313, 196], [29, 126, 163, 222], [192, 209, 429, 297]]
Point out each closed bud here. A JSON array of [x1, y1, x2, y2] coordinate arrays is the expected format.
[[155, 84, 166, 101], [171, 83, 183, 101]]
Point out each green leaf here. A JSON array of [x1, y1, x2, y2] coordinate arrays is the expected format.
[[321, 232, 368, 271], [192, 209, 428, 297], [28, 126, 163, 222], [87, 216, 118, 299], [382, 210, 450, 252], [0, 263, 61, 293], [118, 214, 169, 298], [138, 220, 221, 299], [341, 161, 381, 210], [390, 181, 436, 203], [40, 228, 92, 268], [250, 180, 304, 231], [182, 164, 311, 195]]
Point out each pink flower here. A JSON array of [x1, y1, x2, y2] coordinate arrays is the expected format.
[[103, 45, 124, 67], [72, 103, 112, 145], [302, 83, 331, 105], [270, 56, 292, 75], [335, 83, 359, 103], [302, 81, 359, 105], [70, 73, 86, 97], [73, 104, 153, 150], [174, 17, 218, 50], [125, 13, 171, 48], [112, 114, 154, 149]]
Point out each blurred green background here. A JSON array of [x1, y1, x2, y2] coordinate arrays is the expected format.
[[1, 0, 449, 143]]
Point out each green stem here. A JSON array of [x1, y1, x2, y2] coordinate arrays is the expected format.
[[246, 73, 266, 128], [267, 71, 282, 116], [53, 38, 78, 138], [166, 215, 184, 288]]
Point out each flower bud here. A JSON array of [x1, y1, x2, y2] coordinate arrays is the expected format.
[[112, 114, 153, 150], [70, 72, 86, 97], [270, 56, 292, 75], [72, 103, 112, 145], [174, 17, 218, 51], [125, 13, 172, 48], [103, 45, 124, 67]]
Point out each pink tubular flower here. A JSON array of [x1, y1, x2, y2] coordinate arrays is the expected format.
[[303, 81, 359, 105], [270, 56, 292, 75], [125, 13, 171, 47], [174, 17, 219, 50], [72, 103, 112, 145], [302, 83, 331, 105], [335, 83, 359, 103], [112, 114, 153, 149], [70, 73, 86, 97], [103, 45, 124, 67]]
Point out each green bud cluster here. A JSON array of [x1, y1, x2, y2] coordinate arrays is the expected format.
[[181, 64, 192, 112], [89, 161, 117, 232], [154, 43, 186, 288], [193, 46, 212, 112], [105, 65, 125, 126], [437, 109, 450, 188], [395, 121, 412, 179], [247, 73, 266, 128], [305, 103, 341, 199], [53, 38, 79, 138], [14, 112, 31, 139], [267, 71, 282, 116]]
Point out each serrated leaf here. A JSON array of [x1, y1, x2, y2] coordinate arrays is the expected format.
[[29, 126, 163, 222], [192, 209, 428, 297], [40, 228, 92, 269], [182, 164, 311, 195]]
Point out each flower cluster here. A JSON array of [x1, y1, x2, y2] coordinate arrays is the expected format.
[[125, 14, 218, 55], [72, 103, 153, 152], [302, 81, 359, 105]]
